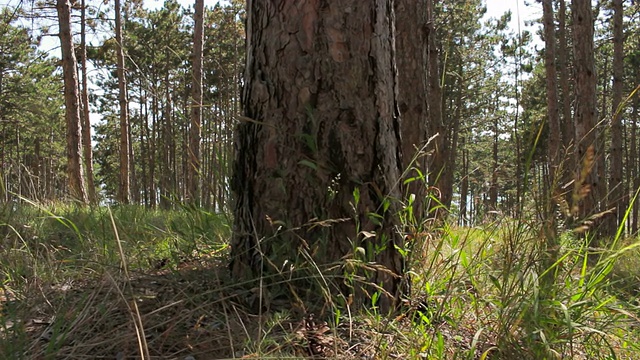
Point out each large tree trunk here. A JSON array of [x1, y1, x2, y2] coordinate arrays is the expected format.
[[608, 0, 624, 236], [231, 0, 406, 312], [571, 0, 599, 227], [188, 0, 204, 205], [80, 0, 96, 204], [57, 0, 87, 203], [115, 0, 130, 204], [394, 0, 427, 218]]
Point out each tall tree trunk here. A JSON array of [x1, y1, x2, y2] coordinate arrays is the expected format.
[[141, 88, 148, 206], [490, 109, 498, 213], [571, 0, 599, 228], [115, 0, 130, 204], [558, 0, 574, 193], [558, 0, 572, 148], [394, 0, 427, 218], [57, 0, 87, 203], [608, 0, 624, 236], [542, 0, 560, 285], [633, 91, 639, 234], [150, 93, 157, 208], [80, 0, 96, 204], [129, 116, 138, 203], [444, 61, 464, 213], [543, 0, 561, 189], [231, 0, 406, 312], [632, 14, 640, 234], [160, 73, 172, 209], [459, 135, 469, 226], [426, 0, 448, 218], [599, 55, 609, 214], [0, 68, 4, 202], [188, 0, 204, 205]]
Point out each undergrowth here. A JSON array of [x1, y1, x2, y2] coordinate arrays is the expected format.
[[1, 200, 639, 359]]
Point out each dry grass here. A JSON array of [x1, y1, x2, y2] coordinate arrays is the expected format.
[[2, 203, 640, 359]]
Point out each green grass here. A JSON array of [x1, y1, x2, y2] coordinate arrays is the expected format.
[[1, 200, 639, 359]]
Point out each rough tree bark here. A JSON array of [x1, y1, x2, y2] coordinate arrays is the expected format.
[[542, 0, 561, 284], [608, 0, 624, 236], [56, 0, 87, 203], [231, 0, 406, 312], [188, 0, 204, 205], [115, 0, 130, 204], [394, 0, 427, 217], [571, 0, 599, 225]]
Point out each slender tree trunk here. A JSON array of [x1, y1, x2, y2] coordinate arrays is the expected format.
[[426, 0, 448, 216], [459, 136, 469, 226], [129, 115, 137, 203], [141, 88, 148, 206], [80, 0, 96, 203], [513, 44, 522, 218], [558, 0, 572, 147], [188, 0, 204, 205], [444, 62, 464, 212], [0, 67, 4, 202], [608, 0, 624, 236], [599, 55, 609, 212], [169, 90, 177, 203], [150, 90, 157, 208], [160, 73, 172, 209], [542, 0, 561, 285], [633, 96, 639, 234], [202, 106, 210, 208], [571, 0, 599, 226], [490, 111, 498, 213], [633, 21, 640, 234], [115, 0, 130, 204], [34, 139, 41, 198], [231, 0, 406, 312], [543, 0, 561, 189], [57, 0, 87, 203], [558, 0, 575, 200]]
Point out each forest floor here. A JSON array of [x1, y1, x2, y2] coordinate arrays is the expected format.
[[1, 203, 640, 359]]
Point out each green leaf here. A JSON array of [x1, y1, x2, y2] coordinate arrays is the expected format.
[[298, 159, 317, 170]]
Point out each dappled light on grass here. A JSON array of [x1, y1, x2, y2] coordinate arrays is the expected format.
[[1, 202, 640, 358]]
